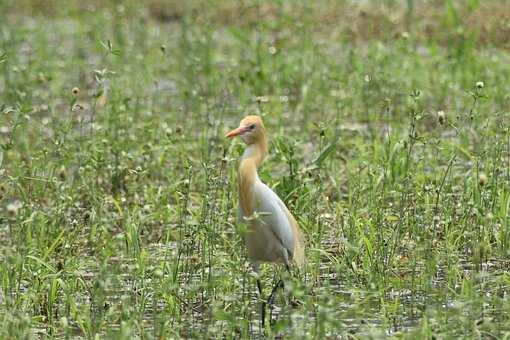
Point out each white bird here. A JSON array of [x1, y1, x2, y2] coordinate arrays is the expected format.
[[226, 115, 305, 325]]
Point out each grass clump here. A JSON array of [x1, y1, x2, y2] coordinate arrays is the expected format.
[[1, 0, 509, 338]]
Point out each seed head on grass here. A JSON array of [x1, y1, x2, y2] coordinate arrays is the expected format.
[[478, 172, 488, 186], [58, 166, 67, 180], [59, 317, 68, 329], [72, 103, 84, 111], [256, 96, 269, 103], [437, 110, 446, 125], [6, 200, 22, 215]]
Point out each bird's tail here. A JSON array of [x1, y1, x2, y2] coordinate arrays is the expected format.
[[284, 207, 306, 267], [293, 232, 306, 267]]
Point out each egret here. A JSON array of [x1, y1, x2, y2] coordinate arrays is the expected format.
[[225, 115, 305, 326]]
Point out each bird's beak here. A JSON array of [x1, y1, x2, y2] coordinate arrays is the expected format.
[[225, 126, 247, 138]]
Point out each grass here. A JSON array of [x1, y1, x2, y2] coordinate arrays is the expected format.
[[1, 0, 510, 338]]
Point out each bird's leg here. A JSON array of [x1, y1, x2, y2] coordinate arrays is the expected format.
[[267, 279, 284, 305], [257, 278, 266, 328], [267, 278, 284, 324], [252, 263, 266, 330], [266, 254, 293, 323]]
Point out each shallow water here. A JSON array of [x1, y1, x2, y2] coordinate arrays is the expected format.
[[20, 237, 502, 338]]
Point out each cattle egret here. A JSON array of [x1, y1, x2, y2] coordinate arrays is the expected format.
[[226, 115, 305, 326]]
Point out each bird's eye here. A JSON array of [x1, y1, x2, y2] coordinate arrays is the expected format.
[[249, 124, 256, 130]]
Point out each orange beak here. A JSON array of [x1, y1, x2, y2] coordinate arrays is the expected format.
[[225, 126, 247, 139]]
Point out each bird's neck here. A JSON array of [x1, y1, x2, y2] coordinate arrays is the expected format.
[[238, 141, 267, 217]]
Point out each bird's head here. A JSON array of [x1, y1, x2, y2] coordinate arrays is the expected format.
[[225, 115, 266, 145]]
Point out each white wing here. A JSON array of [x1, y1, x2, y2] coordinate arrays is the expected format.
[[252, 181, 295, 258]]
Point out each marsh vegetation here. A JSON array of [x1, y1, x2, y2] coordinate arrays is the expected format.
[[1, 0, 509, 338]]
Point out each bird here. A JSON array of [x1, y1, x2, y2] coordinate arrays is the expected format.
[[225, 115, 305, 326]]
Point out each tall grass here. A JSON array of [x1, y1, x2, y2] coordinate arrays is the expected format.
[[1, 0, 509, 338]]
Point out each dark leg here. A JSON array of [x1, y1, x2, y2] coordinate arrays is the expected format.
[[267, 279, 284, 306], [257, 278, 266, 328], [267, 279, 285, 324]]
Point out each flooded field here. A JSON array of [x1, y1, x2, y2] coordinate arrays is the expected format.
[[1, 0, 510, 338]]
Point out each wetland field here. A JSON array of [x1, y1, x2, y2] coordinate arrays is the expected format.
[[1, 0, 510, 338]]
